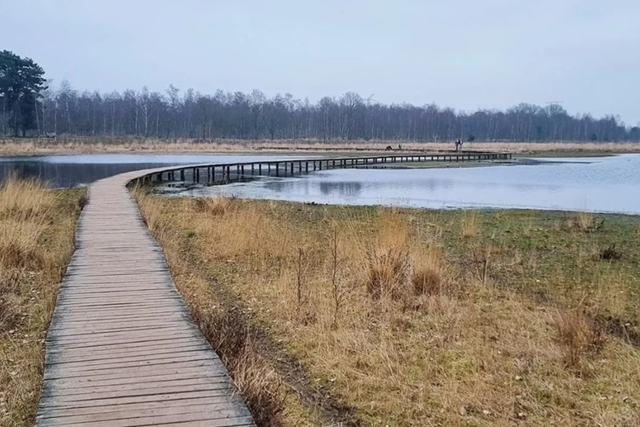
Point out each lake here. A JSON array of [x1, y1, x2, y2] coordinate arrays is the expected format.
[[0, 154, 301, 187], [176, 154, 640, 214], [1, 153, 638, 214]]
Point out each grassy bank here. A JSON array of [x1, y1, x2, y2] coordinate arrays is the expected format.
[[0, 179, 85, 426], [2, 138, 640, 156], [134, 193, 640, 427]]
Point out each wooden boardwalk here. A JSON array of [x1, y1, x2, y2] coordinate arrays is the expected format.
[[36, 171, 254, 427]]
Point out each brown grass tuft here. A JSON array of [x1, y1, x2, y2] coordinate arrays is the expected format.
[[1, 179, 54, 302], [577, 211, 594, 231], [461, 210, 479, 238], [412, 268, 441, 296], [194, 196, 232, 216], [0, 177, 54, 222], [365, 246, 411, 300], [412, 248, 445, 296], [567, 211, 603, 232], [553, 304, 606, 370], [77, 193, 89, 210]]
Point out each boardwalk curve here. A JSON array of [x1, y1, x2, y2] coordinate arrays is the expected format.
[[37, 152, 511, 425], [36, 170, 254, 427]]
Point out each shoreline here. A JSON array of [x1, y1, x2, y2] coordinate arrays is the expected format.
[[2, 138, 640, 157], [166, 184, 640, 217]]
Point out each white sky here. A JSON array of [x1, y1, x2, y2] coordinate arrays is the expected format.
[[2, 0, 638, 125]]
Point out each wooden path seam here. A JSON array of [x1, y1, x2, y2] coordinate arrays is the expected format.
[[36, 169, 255, 427]]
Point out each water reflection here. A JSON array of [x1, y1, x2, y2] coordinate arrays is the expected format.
[[180, 154, 640, 214], [0, 154, 303, 187], [269, 179, 364, 197]]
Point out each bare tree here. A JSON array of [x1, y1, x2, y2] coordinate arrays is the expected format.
[[30, 81, 637, 142]]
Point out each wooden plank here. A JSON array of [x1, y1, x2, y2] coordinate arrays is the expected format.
[[36, 170, 254, 426], [44, 360, 226, 382], [37, 396, 239, 418], [39, 389, 235, 410], [47, 371, 228, 390], [38, 404, 250, 426], [40, 382, 234, 404]]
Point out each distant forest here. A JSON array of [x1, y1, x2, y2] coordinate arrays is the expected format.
[[1, 51, 638, 142]]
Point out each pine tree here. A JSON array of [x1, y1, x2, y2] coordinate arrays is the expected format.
[[0, 50, 47, 136]]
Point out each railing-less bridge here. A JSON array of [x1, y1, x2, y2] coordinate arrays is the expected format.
[[134, 152, 512, 186]]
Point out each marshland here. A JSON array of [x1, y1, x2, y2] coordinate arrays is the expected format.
[[3, 1, 640, 423]]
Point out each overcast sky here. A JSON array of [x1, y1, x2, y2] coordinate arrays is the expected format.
[[2, 0, 638, 125]]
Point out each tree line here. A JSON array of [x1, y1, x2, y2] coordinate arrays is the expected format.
[[2, 51, 639, 142]]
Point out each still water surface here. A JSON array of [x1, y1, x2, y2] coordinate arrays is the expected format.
[[0, 154, 300, 187], [179, 154, 640, 214], [1, 153, 638, 214]]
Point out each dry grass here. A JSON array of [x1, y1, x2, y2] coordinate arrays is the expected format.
[[461, 210, 480, 238], [566, 211, 605, 233], [0, 178, 85, 426], [133, 194, 640, 426], [194, 196, 232, 216], [3, 137, 640, 155], [191, 306, 286, 426], [412, 247, 446, 297], [553, 303, 606, 372], [364, 246, 411, 301]]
